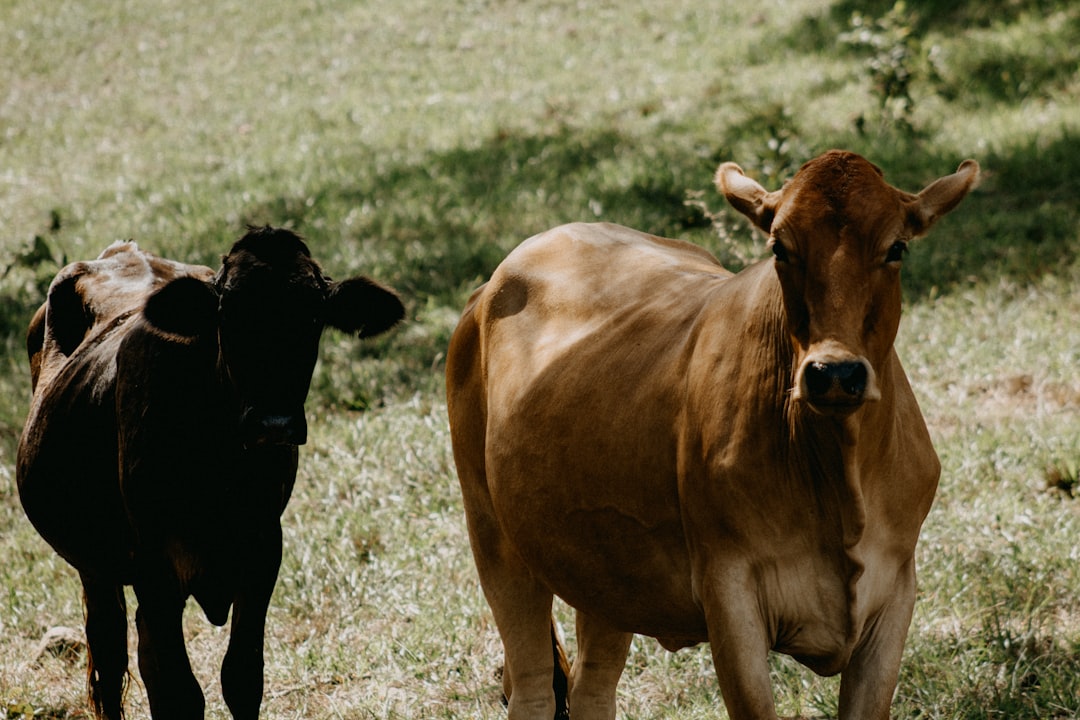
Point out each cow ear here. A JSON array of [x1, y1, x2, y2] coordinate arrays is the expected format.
[[324, 276, 405, 339], [44, 274, 91, 357], [715, 162, 780, 233], [142, 276, 219, 340], [909, 159, 980, 236], [26, 302, 47, 390]]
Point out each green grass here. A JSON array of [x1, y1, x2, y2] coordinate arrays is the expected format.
[[2, 0, 1079, 718]]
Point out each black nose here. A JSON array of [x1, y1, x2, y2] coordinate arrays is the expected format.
[[240, 409, 307, 447], [804, 361, 868, 399]]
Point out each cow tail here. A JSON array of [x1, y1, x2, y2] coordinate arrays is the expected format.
[[551, 618, 570, 719]]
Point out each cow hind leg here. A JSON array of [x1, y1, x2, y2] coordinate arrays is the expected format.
[[499, 591, 560, 719], [81, 574, 128, 720], [567, 611, 632, 720], [454, 437, 562, 717], [469, 529, 559, 720], [509, 622, 570, 719], [550, 620, 570, 720]]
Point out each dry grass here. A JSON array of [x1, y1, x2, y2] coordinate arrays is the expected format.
[[3, 0, 1080, 718]]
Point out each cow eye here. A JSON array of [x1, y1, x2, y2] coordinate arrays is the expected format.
[[885, 241, 908, 264], [770, 240, 790, 263]]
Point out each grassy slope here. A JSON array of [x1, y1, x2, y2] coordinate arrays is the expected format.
[[2, 0, 1079, 717]]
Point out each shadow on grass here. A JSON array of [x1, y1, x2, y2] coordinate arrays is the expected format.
[[219, 122, 1080, 413], [238, 124, 715, 309], [1, 119, 1077, 422], [899, 132, 1080, 299], [236, 123, 1080, 309]]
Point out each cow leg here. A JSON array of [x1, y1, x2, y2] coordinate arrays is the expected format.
[[837, 563, 917, 720], [455, 444, 560, 720], [701, 572, 779, 720], [490, 575, 559, 719], [567, 610, 632, 720], [549, 621, 571, 720], [221, 525, 282, 720], [133, 579, 204, 720], [466, 520, 557, 720], [81, 573, 128, 720]]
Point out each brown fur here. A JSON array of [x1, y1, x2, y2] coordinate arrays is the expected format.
[[447, 152, 978, 719]]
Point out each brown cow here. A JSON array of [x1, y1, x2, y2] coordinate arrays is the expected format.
[[17, 227, 404, 720], [446, 151, 978, 719]]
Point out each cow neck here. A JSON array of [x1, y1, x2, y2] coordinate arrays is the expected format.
[[212, 326, 246, 443], [788, 406, 868, 552], [757, 268, 868, 553]]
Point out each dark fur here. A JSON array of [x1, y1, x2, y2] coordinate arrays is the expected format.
[[18, 228, 403, 719]]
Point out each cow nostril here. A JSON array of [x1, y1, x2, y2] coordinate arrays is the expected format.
[[262, 414, 307, 446], [803, 361, 868, 399], [804, 362, 833, 397], [838, 362, 867, 397], [240, 410, 308, 447]]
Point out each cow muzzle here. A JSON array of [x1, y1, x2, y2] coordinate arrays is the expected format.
[[793, 347, 880, 415], [239, 408, 308, 448]]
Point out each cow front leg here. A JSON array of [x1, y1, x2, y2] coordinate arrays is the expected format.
[[134, 580, 204, 720], [701, 571, 779, 720], [567, 610, 632, 720], [221, 526, 282, 720], [80, 573, 128, 720], [838, 562, 917, 720]]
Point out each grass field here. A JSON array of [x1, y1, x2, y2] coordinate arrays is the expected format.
[[2, 0, 1079, 717]]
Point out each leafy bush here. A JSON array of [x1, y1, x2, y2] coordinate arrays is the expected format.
[[840, 1, 921, 134]]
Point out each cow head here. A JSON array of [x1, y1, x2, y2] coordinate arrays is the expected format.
[[141, 226, 405, 447], [716, 150, 978, 416]]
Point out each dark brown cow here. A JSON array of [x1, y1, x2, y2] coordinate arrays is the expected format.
[[18, 227, 404, 720], [446, 151, 978, 719]]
